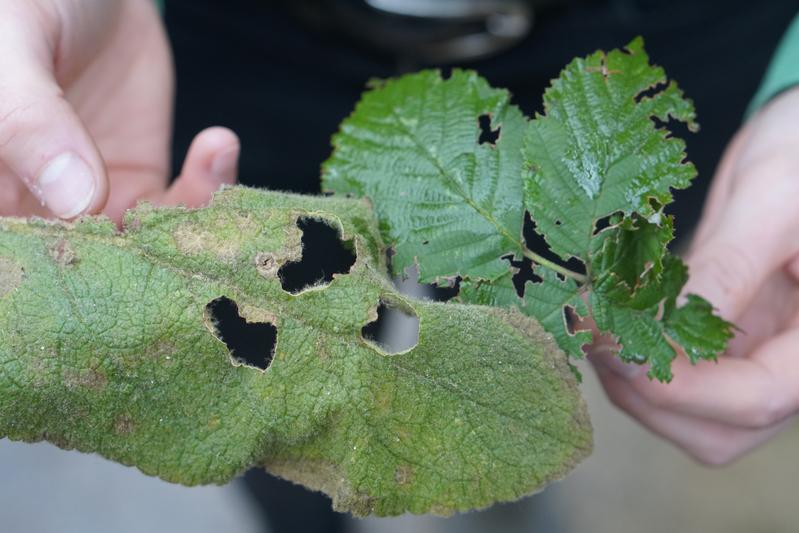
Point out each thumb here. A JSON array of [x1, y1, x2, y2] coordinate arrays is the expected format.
[[0, 5, 107, 219], [685, 169, 799, 322]]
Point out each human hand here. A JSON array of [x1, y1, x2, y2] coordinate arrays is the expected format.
[[591, 86, 799, 465], [0, 0, 238, 222]]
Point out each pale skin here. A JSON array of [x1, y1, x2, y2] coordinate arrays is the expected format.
[[0, 0, 239, 222], [2, 0, 797, 465]]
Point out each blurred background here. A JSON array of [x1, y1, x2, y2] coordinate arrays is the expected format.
[[2, 0, 799, 531]]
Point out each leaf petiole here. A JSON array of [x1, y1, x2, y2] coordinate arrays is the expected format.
[[522, 248, 587, 284]]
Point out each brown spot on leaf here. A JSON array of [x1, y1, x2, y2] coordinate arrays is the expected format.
[[394, 464, 414, 486], [174, 213, 257, 262], [148, 339, 176, 363], [0, 257, 23, 298], [114, 414, 135, 435], [49, 238, 77, 266], [255, 252, 279, 278], [63, 368, 107, 390]]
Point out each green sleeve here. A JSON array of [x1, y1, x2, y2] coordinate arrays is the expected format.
[[155, 0, 163, 13], [747, 14, 799, 116]]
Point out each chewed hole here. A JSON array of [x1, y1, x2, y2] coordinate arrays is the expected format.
[[205, 296, 277, 370], [523, 212, 586, 276], [634, 81, 666, 103], [361, 301, 419, 354], [478, 114, 500, 145], [502, 255, 542, 298], [279, 217, 356, 294], [593, 211, 623, 235], [430, 276, 461, 302]]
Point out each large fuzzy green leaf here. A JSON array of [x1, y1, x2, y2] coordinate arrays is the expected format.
[[0, 187, 590, 516]]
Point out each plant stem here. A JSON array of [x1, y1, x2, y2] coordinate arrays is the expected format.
[[522, 248, 587, 283]]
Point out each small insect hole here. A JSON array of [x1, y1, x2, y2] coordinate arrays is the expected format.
[[478, 114, 500, 145]]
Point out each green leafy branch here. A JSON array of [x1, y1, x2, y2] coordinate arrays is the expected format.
[[323, 37, 733, 382]]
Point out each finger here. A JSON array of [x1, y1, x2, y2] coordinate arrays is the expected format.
[[593, 361, 792, 465], [593, 327, 799, 429], [0, 163, 50, 217], [724, 268, 799, 359], [0, 3, 109, 218], [159, 127, 240, 207], [683, 158, 799, 323]]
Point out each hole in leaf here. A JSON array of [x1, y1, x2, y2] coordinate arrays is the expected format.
[[361, 300, 419, 354], [205, 297, 277, 371], [593, 211, 623, 235], [279, 217, 356, 294], [523, 212, 586, 276], [563, 306, 575, 334], [478, 114, 500, 145], [429, 276, 461, 301], [503, 255, 542, 297], [634, 81, 666, 103], [648, 197, 663, 212]]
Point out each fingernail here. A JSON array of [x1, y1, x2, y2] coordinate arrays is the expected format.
[[36, 152, 96, 219], [210, 144, 239, 182]]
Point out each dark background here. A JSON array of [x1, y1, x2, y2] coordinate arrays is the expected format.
[[164, 2, 797, 531]]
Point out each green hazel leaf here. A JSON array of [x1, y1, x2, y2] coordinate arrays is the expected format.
[[592, 215, 674, 297], [322, 69, 528, 284], [591, 215, 675, 310], [460, 270, 591, 360], [523, 36, 698, 263], [591, 252, 733, 382], [516, 37, 732, 380], [0, 187, 591, 517], [665, 294, 733, 365], [322, 39, 732, 382]]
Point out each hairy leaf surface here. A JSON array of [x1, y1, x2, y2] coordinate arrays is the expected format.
[[0, 187, 590, 516]]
